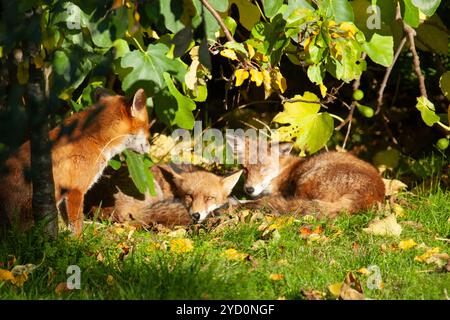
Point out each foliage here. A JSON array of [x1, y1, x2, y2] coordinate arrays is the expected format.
[[0, 0, 449, 192]]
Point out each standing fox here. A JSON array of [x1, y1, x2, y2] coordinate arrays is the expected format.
[[0, 88, 151, 236], [95, 165, 242, 227], [228, 135, 385, 217]]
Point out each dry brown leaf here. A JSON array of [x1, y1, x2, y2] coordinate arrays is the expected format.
[[383, 179, 407, 196], [363, 214, 402, 237], [301, 289, 325, 300], [55, 282, 69, 295]]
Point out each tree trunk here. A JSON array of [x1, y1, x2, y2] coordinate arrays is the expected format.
[[26, 65, 58, 238]]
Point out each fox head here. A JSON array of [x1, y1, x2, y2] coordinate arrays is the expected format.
[[164, 166, 242, 223], [226, 134, 293, 198], [96, 88, 151, 155]]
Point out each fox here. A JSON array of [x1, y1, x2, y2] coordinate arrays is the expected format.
[[0, 88, 151, 236], [227, 135, 385, 218], [100, 165, 243, 227]]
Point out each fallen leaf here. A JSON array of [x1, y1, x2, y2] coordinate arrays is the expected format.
[[399, 239, 418, 250], [222, 248, 248, 261], [55, 282, 69, 295], [383, 179, 407, 196], [0, 269, 15, 282], [328, 282, 343, 297], [96, 252, 104, 263], [392, 203, 406, 218], [167, 228, 187, 238], [301, 289, 325, 300], [106, 275, 115, 286], [414, 247, 441, 263], [357, 267, 370, 275], [340, 282, 365, 300], [363, 214, 402, 237], [270, 274, 284, 281], [169, 238, 194, 254]]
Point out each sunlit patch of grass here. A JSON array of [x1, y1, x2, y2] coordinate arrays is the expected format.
[[0, 190, 449, 299]]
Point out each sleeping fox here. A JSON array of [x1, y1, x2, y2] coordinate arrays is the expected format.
[[93, 165, 242, 227], [0, 89, 151, 236], [227, 135, 385, 218]]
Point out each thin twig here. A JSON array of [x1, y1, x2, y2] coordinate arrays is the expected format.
[[404, 24, 427, 98], [375, 36, 407, 114], [199, 0, 234, 43]]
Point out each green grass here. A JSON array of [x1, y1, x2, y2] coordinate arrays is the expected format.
[[0, 190, 449, 300]]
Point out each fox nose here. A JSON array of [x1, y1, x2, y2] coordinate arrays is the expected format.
[[192, 212, 200, 221], [245, 186, 254, 195]]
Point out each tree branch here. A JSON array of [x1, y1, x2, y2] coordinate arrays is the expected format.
[[404, 23, 427, 98], [199, 0, 234, 43], [376, 36, 407, 114]]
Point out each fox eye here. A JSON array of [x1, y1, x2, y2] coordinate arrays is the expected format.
[[206, 196, 215, 201], [185, 194, 193, 202]]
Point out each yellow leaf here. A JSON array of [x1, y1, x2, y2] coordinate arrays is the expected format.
[[339, 22, 358, 37], [11, 272, 28, 287], [270, 273, 284, 281], [398, 239, 417, 250], [392, 203, 406, 218], [106, 275, 115, 285], [262, 69, 272, 98], [328, 282, 343, 297], [246, 44, 255, 59], [220, 49, 238, 61], [222, 248, 248, 261], [249, 69, 263, 86], [328, 20, 336, 28], [235, 69, 249, 86], [319, 83, 327, 98], [414, 247, 441, 263], [363, 214, 402, 237], [0, 269, 15, 282], [356, 267, 370, 275], [170, 238, 194, 254], [304, 37, 313, 50], [274, 70, 287, 93]]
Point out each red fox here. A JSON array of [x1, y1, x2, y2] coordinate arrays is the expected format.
[[228, 135, 385, 217], [92, 165, 243, 227], [0, 89, 151, 236]]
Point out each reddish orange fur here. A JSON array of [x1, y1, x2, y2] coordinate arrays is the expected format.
[[0, 89, 150, 236]]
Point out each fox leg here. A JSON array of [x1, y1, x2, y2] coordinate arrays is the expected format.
[[65, 189, 84, 237]]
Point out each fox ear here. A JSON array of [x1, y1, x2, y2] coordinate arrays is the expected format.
[[159, 163, 184, 182], [221, 170, 242, 195], [271, 141, 293, 155], [130, 88, 147, 120]]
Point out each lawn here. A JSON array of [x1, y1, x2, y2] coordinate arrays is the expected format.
[[0, 189, 449, 300]]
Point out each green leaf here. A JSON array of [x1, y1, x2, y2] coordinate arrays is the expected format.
[[262, 0, 283, 18], [411, 0, 441, 16], [323, 0, 354, 23], [307, 64, 324, 85], [416, 96, 440, 126], [123, 150, 156, 196], [120, 43, 186, 96], [439, 71, 450, 100], [403, 0, 420, 28], [163, 72, 196, 129], [108, 159, 122, 171], [228, 0, 261, 31], [294, 112, 334, 154], [112, 39, 130, 60], [416, 15, 449, 55], [224, 17, 238, 36], [363, 34, 394, 67], [273, 92, 321, 124]]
